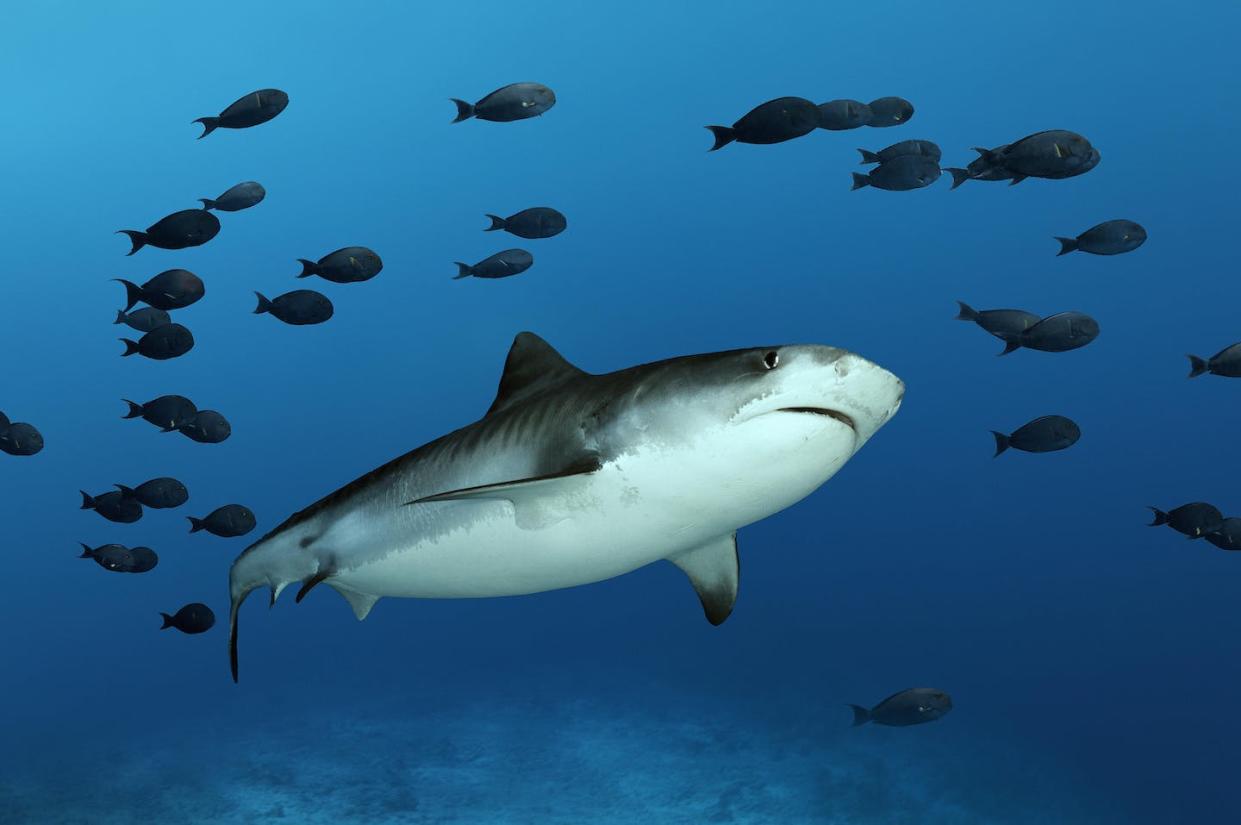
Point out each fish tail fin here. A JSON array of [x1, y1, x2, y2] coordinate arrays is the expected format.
[[1055, 237, 1078, 256], [113, 310, 127, 325], [946, 168, 971, 189], [705, 125, 735, 151], [188, 517, 205, 532], [1148, 507, 1169, 527], [198, 198, 216, 210], [484, 214, 506, 231], [115, 483, 136, 498], [122, 399, 143, 419], [998, 340, 1021, 356], [112, 278, 143, 312], [296, 259, 317, 278], [450, 99, 474, 123], [1187, 355, 1208, 378], [848, 705, 871, 726], [453, 263, 473, 280], [160, 612, 174, 629], [253, 292, 273, 314], [193, 117, 219, 139], [78, 543, 93, 559], [850, 173, 870, 191], [116, 230, 146, 256], [954, 301, 978, 322], [857, 149, 880, 164], [991, 431, 1010, 457], [80, 491, 96, 510], [120, 339, 140, 357]]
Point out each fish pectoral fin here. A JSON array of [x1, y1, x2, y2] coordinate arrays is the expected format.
[[668, 533, 739, 626], [406, 456, 603, 505], [328, 584, 380, 621]]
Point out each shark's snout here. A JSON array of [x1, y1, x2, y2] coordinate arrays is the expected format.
[[820, 351, 903, 444]]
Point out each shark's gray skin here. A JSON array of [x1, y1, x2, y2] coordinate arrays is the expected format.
[[228, 333, 904, 681]]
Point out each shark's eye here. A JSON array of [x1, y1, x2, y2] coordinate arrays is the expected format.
[[763, 351, 779, 370]]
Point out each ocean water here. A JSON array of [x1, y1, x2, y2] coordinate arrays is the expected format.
[[4, 1, 1240, 822]]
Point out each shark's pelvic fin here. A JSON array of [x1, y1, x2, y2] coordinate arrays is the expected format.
[[405, 456, 602, 505], [669, 533, 740, 626], [486, 332, 588, 416], [330, 584, 380, 621]]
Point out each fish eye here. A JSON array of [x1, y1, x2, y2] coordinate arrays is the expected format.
[[763, 351, 779, 370]]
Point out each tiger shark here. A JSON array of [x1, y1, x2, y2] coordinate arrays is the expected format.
[[228, 333, 903, 681]]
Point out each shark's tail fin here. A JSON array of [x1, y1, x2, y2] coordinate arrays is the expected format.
[[955, 301, 978, 322], [848, 704, 871, 726], [1187, 355, 1208, 378]]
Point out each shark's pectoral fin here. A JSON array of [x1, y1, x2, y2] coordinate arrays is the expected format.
[[329, 584, 380, 621], [669, 533, 739, 626], [406, 456, 603, 505]]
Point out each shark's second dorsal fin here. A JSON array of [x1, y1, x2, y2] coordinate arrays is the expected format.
[[486, 332, 587, 416]]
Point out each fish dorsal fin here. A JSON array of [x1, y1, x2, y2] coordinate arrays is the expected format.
[[486, 332, 586, 416]]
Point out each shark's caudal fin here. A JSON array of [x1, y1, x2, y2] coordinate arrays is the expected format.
[[668, 533, 739, 626], [485, 332, 589, 416]]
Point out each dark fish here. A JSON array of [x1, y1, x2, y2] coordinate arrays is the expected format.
[[117, 477, 188, 509], [117, 210, 220, 255], [178, 410, 231, 444], [0, 419, 44, 456], [1056, 220, 1147, 256], [188, 504, 256, 538], [123, 395, 198, 432], [194, 89, 289, 138], [849, 688, 952, 727], [454, 249, 534, 280], [1188, 343, 1241, 378], [992, 415, 1080, 457], [954, 302, 1040, 354], [114, 269, 205, 312], [817, 99, 872, 131], [707, 97, 821, 150], [295, 247, 383, 283], [485, 207, 567, 239], [199, 181, 266, 212], [858, 140, 940, 165], [120, 323, 195, 360], [160, 603, 216, 634], [80, 489, 143, 523], [851, 155, 941, 191], [1005, 312, 1100, 355], [114, 307, 171, 332], [865, 97, 914, 127], [945, 144, 1015, 189], [127, 546, 159, 573], [254, 290, 333, 325], [451, 83, 556, 123], [975, 130, 1097, 182], [1148, 503, 1224, 539], [79, 542, 133, 573], [1205, 518, 1241, 551]]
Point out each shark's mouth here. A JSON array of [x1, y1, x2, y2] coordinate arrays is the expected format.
[[778, 407, 857, 432]]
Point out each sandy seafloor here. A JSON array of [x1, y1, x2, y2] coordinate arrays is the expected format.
[[2, 671, 1112, 825]]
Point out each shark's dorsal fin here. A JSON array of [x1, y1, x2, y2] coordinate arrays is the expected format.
[[669, 533, 740, 626], [486, 332, 587, 416]]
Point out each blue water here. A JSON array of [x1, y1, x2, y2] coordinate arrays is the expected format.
[[4, 1, 1239, 822]]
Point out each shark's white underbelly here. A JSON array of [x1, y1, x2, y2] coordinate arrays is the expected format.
[[332, 412, 854, 599]]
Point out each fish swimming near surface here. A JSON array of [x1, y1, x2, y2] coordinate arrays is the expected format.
[[707, 97, 821, 150], [194, 89, 289, 138], [817, 99, 872, 131], [992, 415, 1080, 457], [123, 395, 198, 432], [451, 83, 556, 123], [1056, 220, 1147, 256], [1187, 344, 1241, 378], [117, 210, 220, 255], [199, 181, 266, 212], [114, 269, 205, 312], [295, 247, 383, 283], [227, 332, 904, 681], [849, 688, 952, 726], [1148, 502, 1223, 538], [485, 207, 567, 239], [454, 249, 534, 280]]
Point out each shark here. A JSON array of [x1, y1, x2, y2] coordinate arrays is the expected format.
[[228, 333, 904, 681]]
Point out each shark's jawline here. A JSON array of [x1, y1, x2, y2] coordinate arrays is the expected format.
[[777, 407, 857, 432]]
